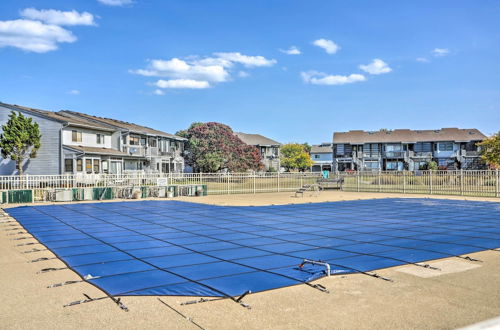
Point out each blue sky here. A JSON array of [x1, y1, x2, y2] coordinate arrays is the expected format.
[[1, 0, 499, 143]]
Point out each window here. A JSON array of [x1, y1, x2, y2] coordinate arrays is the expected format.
[[64, 159, 73, 172], [76, 159, 83, 172], [93, 159, 100, 173], [414, 142, 432, 153], [140, 138, 146, 146], [336, 144, 345, 155], [72, 130, 82, 142], [149, 139, 157, 147], [364, 161, 380, 170], [96, 134, 104, 144], [102, 161, 108, 173], [386, 161, 403, 171], [438, 158, 454, 167], [85, 159, 92, 173], [438, 142, 453, 151], [385, 144, 402, 152], [314, 155, 320, 159], [364, 143, 380, 157], [129, 136, 140, 145]]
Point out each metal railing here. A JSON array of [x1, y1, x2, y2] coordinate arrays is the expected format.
[[0, 170, 498, 201], [334, 170, 499, 198], [0, 172, 322, 196]]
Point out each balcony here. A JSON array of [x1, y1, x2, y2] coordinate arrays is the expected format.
[[360, 152, 382, 159], [461, 150, 479, 157], [159, 150, 175, 157], [409, 151, 433, 158], [123, 145, 145, 157], [383, 151, 405, 158]]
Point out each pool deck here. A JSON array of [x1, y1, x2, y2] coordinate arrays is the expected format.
[[1, 191, 499, 329]]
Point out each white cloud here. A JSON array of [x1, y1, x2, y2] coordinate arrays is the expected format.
[[416, 57, 429, 63], [359, 59, 392, 75], [97, 0, 133, 6], [213, 52, 277, 67], [279, 46, 301, 55], [132, 58, 229, 82], [155, 79, 210, 89], [153, 89, 165, 95], [68, 89, 80, 95], [312, 38, 340, 54], [301, 71, 366, 85], [432, 48, 450, 57], [20, 8, 96, 26], [0, 19, 76, 53], [132, 52, 275, 90]]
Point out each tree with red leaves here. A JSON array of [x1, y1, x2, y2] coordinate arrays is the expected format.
[[177, 122, 263, 172]]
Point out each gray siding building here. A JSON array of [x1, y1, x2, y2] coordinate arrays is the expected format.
[[332, 128, 487, 171], [0, 102, 186, 175], [235, 132, 281, 171], [1, 103, 64, 175]]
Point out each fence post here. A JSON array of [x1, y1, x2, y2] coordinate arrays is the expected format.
[[429, 170, 433, 195], [403, 171, 406, 194], [278, 172, 281, 192], [378, 171, 381, 193], [253, 172, 256, 194], [496, 169, 499, 198], [460, 169, 464, 196], [357, 171, 360, 192]]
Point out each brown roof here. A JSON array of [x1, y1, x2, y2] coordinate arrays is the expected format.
[[311, 144, 332, 153], [235, 132, 281, 146], [63, 145, 141, 157], [59, 110, 186, 140], [0, 102, 115, 132], [333, 128, 487, 144]]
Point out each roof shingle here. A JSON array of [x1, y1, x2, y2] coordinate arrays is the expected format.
[[235, 132, 281, 146], [333, 128, 486, 144]]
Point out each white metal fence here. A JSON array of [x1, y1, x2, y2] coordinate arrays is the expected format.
[[0, 170, 498, 199], [334, 170, 500, 198], [0, 172, 322, 195]]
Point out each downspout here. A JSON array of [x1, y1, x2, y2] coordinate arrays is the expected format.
[[60, 122, 69, 174]]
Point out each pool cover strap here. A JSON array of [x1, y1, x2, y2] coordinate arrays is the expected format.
[[64, 293, 129, 312]]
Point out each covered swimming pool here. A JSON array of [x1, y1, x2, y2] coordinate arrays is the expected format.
[[7, 198, 500, 298]]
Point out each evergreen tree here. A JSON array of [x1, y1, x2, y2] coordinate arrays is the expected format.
[[0, 111, 42, 175]]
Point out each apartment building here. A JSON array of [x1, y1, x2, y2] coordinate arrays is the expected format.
[[310, 143, 333, 172], [332, 128, 486, 171], [0, 102, 185, 175], [235, 132, 281, 171]]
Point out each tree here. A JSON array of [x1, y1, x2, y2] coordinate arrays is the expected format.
[[478, 132, 500, 168], [0, 111, 41, 175], [302, 143, 311, 153], [426, 160, 438, 170], [176, 122, 263, 172], [280, 143, 314, 172]]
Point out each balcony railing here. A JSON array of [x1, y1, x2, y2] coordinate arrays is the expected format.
[[360, 152, 382, 159], [384, 151, 405, 158], [461, 150, 479, 157], [409, 151, 433, 158]]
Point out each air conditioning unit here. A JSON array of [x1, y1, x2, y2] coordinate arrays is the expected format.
[[83, 188, 93, 200], [55, 189, 73, 202]]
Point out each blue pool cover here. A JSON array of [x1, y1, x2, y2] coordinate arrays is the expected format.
[[7, 198, 500, 298]]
